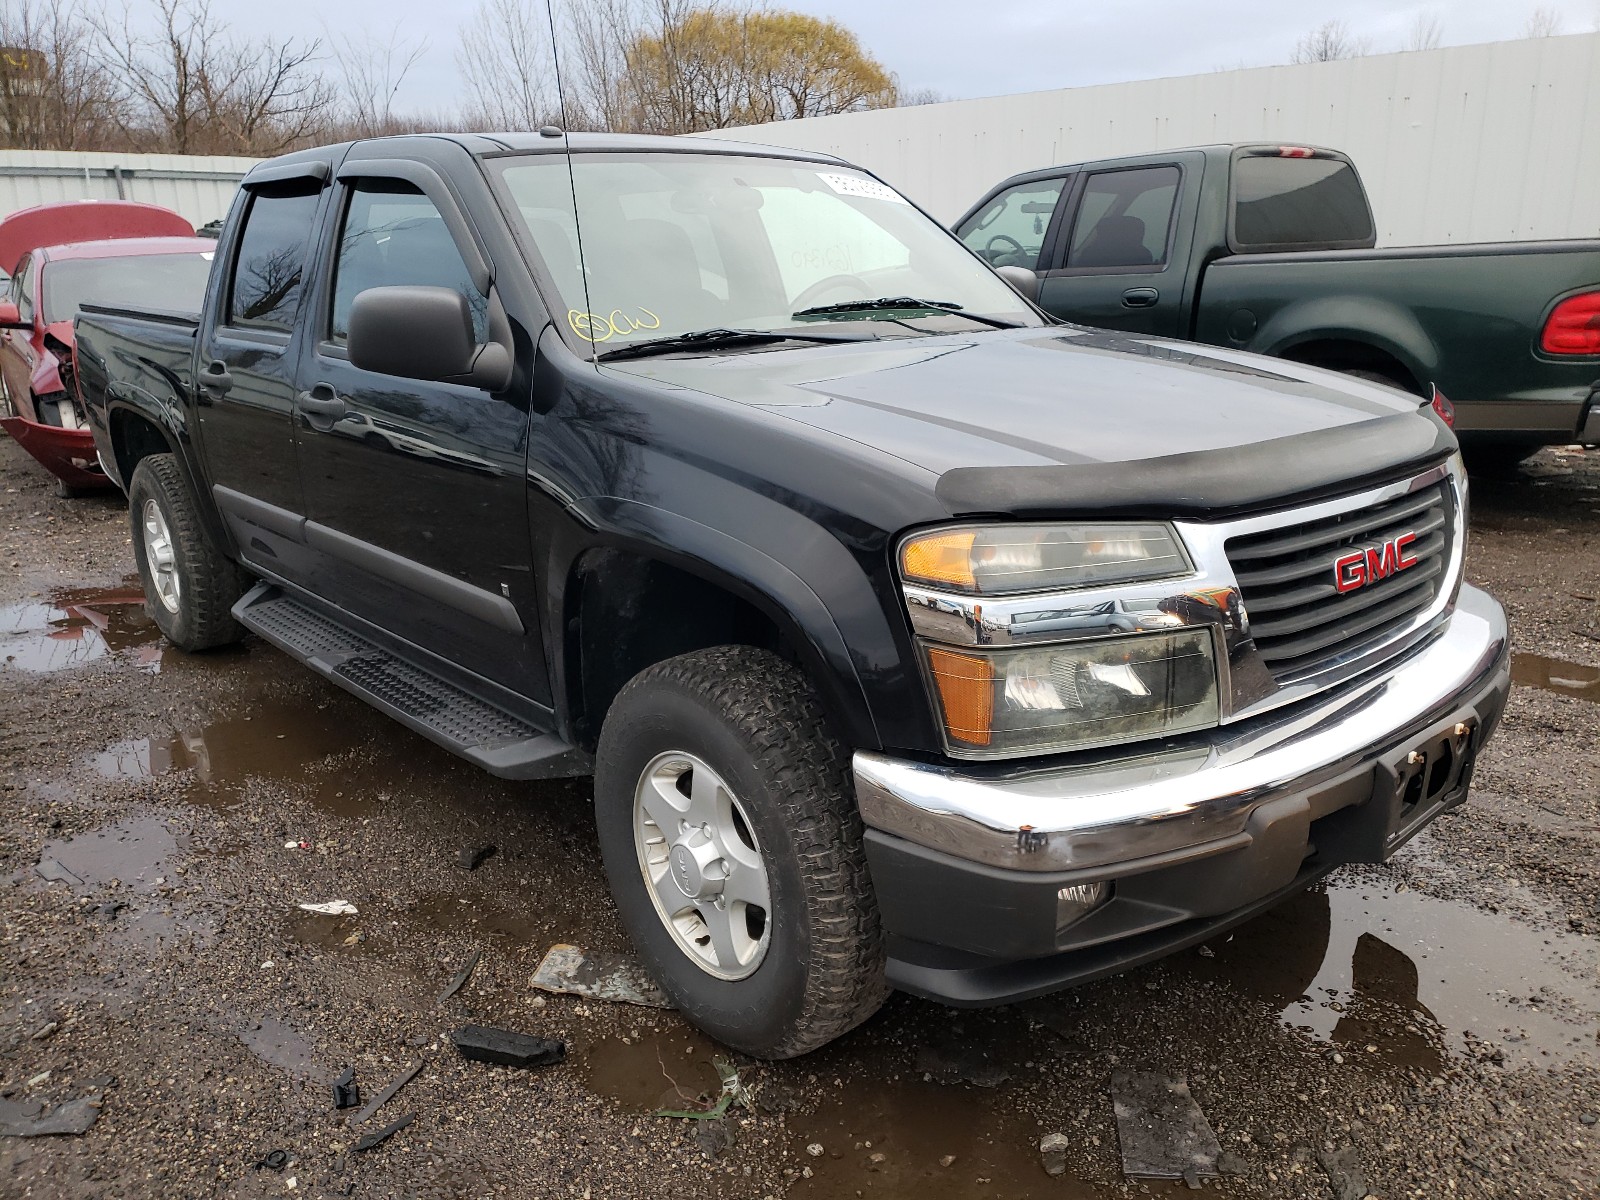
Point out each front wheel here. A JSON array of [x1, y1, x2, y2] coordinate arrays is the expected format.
[[594, 646, 887, 1058], [127, 453, 247, 651]]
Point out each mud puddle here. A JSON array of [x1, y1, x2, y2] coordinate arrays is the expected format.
[[0, 584, 160, 673], [1513, 652, 1600, 702], [787, 1079, 1118, 1199], [35, 816, 178, 894], [577, 1023, 725, 1110], [32, 816, 212, 953], [404, 891, 550, 947], [1200, 879, 1600, 1068], [238, 1016, 321, 1078], [90, 699, 389, 814]]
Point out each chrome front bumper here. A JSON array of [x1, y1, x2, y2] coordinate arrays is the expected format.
[[855, 584, 1509, 874]]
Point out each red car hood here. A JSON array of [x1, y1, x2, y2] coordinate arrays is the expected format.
[[0, 200, 193, 275]]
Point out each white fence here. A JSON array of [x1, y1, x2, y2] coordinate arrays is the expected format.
[[0, 150, 257, 229], [714, 32, 1600, 247]]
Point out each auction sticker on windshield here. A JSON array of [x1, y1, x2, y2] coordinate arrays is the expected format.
[[819, 173, 908, 204]]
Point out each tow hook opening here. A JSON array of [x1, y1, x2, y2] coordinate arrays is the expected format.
[[1395, 719, 1477, 815]]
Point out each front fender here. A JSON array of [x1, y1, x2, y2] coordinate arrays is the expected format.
[[569, 496, 885, 751]]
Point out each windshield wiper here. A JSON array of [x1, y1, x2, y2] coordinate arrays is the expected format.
[[594, 327, 872, 362], [792, 297, 1022, 330]]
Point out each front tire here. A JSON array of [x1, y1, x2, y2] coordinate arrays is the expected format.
[[127, 453, 247, 651], [594, 646, 887, 1058]]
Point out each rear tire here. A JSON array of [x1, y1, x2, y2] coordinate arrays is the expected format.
[[594, 646, 887, 1058], [1460, 441, 1542, 477], [127, 453, 247, 651]]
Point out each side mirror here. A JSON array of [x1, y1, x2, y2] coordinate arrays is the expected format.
[[995, 266, 1040, 304], [0, 300, 25, 329], [347, 285, 513, 392]]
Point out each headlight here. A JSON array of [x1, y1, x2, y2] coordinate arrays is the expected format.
[[922, 629, 1220, 758], [901, 523, 1190, 594]]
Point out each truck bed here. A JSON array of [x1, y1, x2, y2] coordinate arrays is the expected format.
[[1196, 238, 1600, 435], [73, 303, 202, 486]]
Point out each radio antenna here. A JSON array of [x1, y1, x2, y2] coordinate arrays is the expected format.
[[542, 0, 595, 362]]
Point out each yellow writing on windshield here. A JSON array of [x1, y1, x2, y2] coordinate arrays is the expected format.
[[568, 307, 663, 342]]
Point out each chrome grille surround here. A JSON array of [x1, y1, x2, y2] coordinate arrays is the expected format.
[[900, 456, 1467, 740]]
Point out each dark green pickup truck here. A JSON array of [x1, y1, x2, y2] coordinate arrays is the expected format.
[[956, 144, 1600, 459]]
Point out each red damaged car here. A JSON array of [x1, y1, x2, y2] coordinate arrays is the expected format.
[[0, 200, 216, 493]]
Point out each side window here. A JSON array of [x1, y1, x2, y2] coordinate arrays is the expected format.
[[14, 255, 33, 320], [228, 184, 321, 331], [956, 178, 1066, 270], [1067, 166, 1180, 269], [330, 180, 488, 345]]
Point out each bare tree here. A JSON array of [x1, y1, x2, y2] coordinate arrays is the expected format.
[[330, 31, 427, 138], [564, 0, 655, 130], [896, 84, 947, 107], [1403, 12, 1445, 51], [1524, 6, 1564, 36], [1291, 20, 1372, 64], [90, 0, 330, 154], [455, 0, 560, 130], [0, 0, 122, 150]]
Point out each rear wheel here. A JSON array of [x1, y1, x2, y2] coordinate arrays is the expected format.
[[127, 453, 247, 651], [594, 646, 887, 1058]]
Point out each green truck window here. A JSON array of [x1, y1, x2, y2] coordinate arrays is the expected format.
[[957, 178, 1066, 270], [1069, 167, 1180, 269], [1232, 157, 1374, 249]]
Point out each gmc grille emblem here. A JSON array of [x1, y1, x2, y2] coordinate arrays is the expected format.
[[1333, 532, 1419, 593]]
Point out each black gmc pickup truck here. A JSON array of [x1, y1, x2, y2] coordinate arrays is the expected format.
[[75, 132, 1511, 1059]]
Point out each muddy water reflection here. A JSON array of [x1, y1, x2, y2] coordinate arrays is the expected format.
[[1205, 881, 1600, 1066], [92, 701, 370, 808], [790, 1079, 1112, 1199], [578, 1024, 724, 1111], [1512, 652, 1600, 702], [37, 816, 177, 893], [0, 585, 161, 673]]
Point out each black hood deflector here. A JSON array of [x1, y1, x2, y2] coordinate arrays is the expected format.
[[935, 409, 1455, 520]]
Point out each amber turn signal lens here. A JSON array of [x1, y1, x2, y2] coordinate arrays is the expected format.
[[925, 646, 995, 746], [901, 531, 977, 590]]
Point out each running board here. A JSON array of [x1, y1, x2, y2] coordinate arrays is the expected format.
[[232, 583, 590, 780]]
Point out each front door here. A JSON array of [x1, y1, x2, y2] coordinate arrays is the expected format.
[[195, 175, 327, 583], [1037, 163, 1191, 338], [0, 254, 38, 419], [293, 172, 542, 701]]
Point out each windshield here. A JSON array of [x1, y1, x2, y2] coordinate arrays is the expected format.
[[494, 152, 1040, 350], [42, 252, 215, 323]]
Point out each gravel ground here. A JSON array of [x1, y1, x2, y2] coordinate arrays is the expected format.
[[2, 436, 1597, 1199]]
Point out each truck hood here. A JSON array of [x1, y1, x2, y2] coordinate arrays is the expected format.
[[611, 325, 1453, 517]]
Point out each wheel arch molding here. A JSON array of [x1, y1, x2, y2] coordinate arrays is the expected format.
[[550, 501, 921, 757]]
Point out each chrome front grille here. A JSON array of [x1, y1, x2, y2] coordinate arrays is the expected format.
[[1227, 481, 1456, 681]]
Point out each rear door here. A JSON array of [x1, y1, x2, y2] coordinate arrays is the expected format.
[[1036, 156, 1200, 338], [195, 163, 331, 581], [292, 153, 542, 700]]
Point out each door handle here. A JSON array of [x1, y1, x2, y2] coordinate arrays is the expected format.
[[199, 359, 233, 395], [297, 384, 347, 420], [1121, 287, 1160, 309]]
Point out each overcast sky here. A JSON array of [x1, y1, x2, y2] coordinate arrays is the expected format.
[[216, 0, 1600, 116]]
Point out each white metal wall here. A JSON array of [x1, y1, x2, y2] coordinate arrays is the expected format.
[[0, 150, 259, 229], [714, 32, 1600, 247]]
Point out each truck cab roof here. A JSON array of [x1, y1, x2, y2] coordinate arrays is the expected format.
[[238, 131, 847, 190]]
